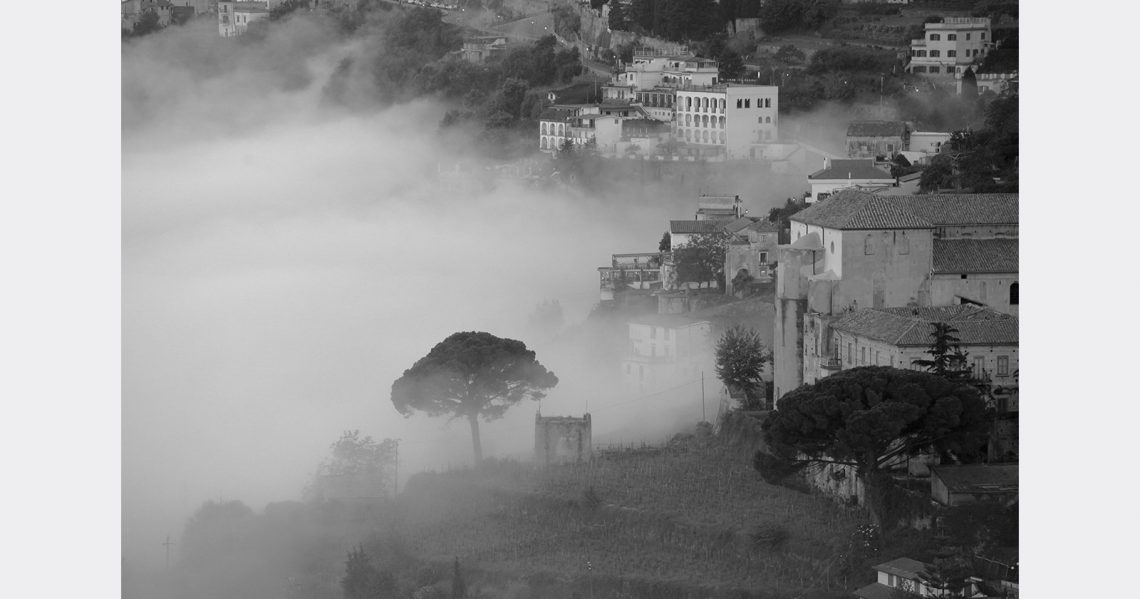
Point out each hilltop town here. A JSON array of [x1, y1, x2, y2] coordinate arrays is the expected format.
[[121, 2, 1020, 599]]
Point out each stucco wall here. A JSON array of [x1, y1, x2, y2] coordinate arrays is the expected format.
[[929, 274, 1018, 316], [837, 229, 932, 309]]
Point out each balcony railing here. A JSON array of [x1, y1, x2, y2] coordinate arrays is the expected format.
[[822, 357, 842, 371]]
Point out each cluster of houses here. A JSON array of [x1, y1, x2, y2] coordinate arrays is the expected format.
[[121, 0, 209, 30], [538, 48, 786, 162], [593, 186, 1019, 597]]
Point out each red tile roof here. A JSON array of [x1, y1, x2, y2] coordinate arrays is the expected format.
[[669, 220, 725, 234], [932, 238, 1019, 274], [873, 557, 930, 579], [831, 305, 1018, 346], [847, 120, 908, 138], [791, 190, 1019, 231], [808, 159, 893, 181]]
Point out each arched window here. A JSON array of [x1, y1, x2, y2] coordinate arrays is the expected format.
[[541, 138, 548, 150], [765, 116, 771, 123], [864, 235, 874, 255], [686, 97, 692, 110], [1010, 282, 1019, 305], [898, 232, 910, 255], [541, 123, 548, 135], [686, 114, 692, 126], [702, 130, 709, 143], [719, 131, 725, 143], [702, 115, 708, 127], [720, 116, 725, 128], [720, 98, 725, 111]]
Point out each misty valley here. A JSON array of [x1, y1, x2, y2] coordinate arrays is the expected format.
[[123, 2, 1019, 599]]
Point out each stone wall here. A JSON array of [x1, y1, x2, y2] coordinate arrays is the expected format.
[[535, 413, 593, 466]]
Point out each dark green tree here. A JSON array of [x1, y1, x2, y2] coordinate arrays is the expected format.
[[911, 322, 971, 381], [608, 0, 629, 31], [319, 430, 398, 476], [659, 232, 672, 252], [270, 0, 308, 20], [718, 49, 746, 81], [672, 230, 733, 289], [758, 367, 990, 528], [180, 500, 256, 566], [919, 154, 955, 193], [341, 546, 396, 599], [714, 325, 770, 409], [960, 66, 978, 97], [130, 10, 163, 37], [391, 332, 558, 464]]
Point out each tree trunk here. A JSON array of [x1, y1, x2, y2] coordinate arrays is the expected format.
[[468, 413, 483, 466]]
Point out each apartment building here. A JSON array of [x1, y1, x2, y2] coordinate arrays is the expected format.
[[907, 17, 992, 77], [674, 85, 779, 160]]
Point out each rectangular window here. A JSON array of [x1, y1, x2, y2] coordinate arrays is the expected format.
[[860, 347, 866, 365], [929, 66, 940, 74], [913, 66, 926, 73], [997, 356, 1009, 376], [875, 351, 880, 365], [766, 98, 771, 108], [947, 34, 957, 41], [759, 251, 768, 263], [847, 343, 852, 364], [745, 99, 751, 108], [930, 33, 940, 41], [966, 33, 971, 40], [981, 32, 986, 40], [890, 355, 895, 367], [736, 99, 742, 108], [947, 50, 956, 57], [930, 50, 941, 58]]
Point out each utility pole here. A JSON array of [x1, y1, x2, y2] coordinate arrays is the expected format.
[[162, 535, 175, 569], [393, 439, 401, 497], [701, 371, 706, 422]]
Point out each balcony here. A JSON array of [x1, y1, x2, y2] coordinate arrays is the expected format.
[[821, 357, 842, 371]]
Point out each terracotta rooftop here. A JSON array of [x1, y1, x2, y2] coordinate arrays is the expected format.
[[873, 557, 930, 580], [669, 220, 726, 234], [808, 159, 893, 181], [791, 190, 1019, 230], [847, 120, 908, 138], [830, 305, 1018, 347], [790, 191, 930, 230], [933, 238, 1019, 274]]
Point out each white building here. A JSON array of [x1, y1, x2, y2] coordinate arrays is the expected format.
[[806, 159, 894, 203], [614, 53, 720, 91], [907, 17, 993, 77], [621, 314, 714, 395], [802, 304, 1018, 389], [674, 85, 779, 160], [908, 131, 952, 156], [218, 1, 269, 37], [538, 103, 652, 154]]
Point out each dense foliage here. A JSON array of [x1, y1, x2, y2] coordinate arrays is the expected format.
[[714, 325, 771, 409], [391, 332, 558, 464], [759, 367, 991, 527], [628, 0, 725, 42], [672, 231, 733, 290], [758, 0, 840, 35]]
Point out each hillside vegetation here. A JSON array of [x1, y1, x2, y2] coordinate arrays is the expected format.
[[390, 434, 865, 597]]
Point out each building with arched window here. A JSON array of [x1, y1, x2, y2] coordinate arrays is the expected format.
[[674, 84, 779, 159], [773, 190, 1019, 406]]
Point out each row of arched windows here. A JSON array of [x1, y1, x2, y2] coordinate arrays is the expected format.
[[683, 114, 726, 129], [680, 129, 726, 144], [682, 96, 725, 113], [540, 123, 566, 136]]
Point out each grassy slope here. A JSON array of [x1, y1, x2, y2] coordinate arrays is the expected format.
[[394, 437, 866, 597]]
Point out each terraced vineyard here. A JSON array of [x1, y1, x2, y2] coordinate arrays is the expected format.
[[394, 438, 867, 598]]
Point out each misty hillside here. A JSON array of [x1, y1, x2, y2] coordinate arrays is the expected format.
[[138, 429, 872, 599], [393, 436, 864, 598]]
